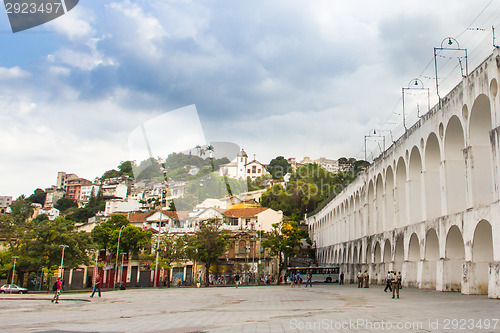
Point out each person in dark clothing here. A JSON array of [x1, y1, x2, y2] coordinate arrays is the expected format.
[[90, 274, 102, 298], [384, 271, 392, 292]]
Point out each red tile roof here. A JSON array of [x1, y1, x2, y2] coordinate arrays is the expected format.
[[112, 211, 152, 222], [223, 207, 267, 218]]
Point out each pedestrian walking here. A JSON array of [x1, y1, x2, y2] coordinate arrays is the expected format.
[[296, 272, 301, 288], [357, 271, 363, 288], [339, 272, 344, 285], [305, 272, 313, 288], [51, 277, 62, 304], [234, 273, 240, 288], [90, 273, 101, 298], [290, 273, 295, 288], [363, 270, 369, 288], [384, 271, 392, 292]]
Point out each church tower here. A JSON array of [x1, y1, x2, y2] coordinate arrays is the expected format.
[[237, 148, 248, 178]]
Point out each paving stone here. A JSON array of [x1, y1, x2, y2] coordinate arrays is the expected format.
[[1, 284, 500, 332]]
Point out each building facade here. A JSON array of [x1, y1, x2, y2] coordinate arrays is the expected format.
[[307, 49, 500, 298]]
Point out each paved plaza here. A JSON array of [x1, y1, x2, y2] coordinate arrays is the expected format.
[[2, 283, 500, 332]]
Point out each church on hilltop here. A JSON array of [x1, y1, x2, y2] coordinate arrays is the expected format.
[[218, 149, 269, 180]]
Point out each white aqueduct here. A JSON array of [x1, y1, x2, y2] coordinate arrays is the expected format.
[[307, 49, 500, 298]]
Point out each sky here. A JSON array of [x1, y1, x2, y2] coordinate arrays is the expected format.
[[1, 0, 500, 198]]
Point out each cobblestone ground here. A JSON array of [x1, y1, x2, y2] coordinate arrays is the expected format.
[[1, 284, 500, 332]]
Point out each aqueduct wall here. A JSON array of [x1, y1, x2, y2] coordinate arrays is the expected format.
[[307, 49, 500, 298]]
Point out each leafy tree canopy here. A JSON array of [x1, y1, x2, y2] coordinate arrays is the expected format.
[[54, 197, 78, 212], [267, 156, 291, 180], [9, 195, 32, 224], [183, 219, 228, 286], [261, 161, 362, 220], [90, 214, 152, 259], [65, 192, 105, 223], [101, 160, 137, 180], [262, 220, 308, 278], [27, 188, 46, 205], [163, 152, 230, 181], [14, 217, 91, 272]]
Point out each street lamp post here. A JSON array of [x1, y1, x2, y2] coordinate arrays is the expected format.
[[114, 225, 125, 289], [154, 188, 165, 288], [119, 252, 127, 288], [11, 256, 19, 290], [252, 236, 255, 284], [58, 245, 69, 282]]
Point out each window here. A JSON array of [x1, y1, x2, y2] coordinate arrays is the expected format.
[[252, 166, 257, 173], [239, 240, 246, 253], [245, 218, 251, 226], [229, 218, 238, 226]]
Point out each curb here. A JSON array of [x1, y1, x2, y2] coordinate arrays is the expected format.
[[0, 297, 91, 302]]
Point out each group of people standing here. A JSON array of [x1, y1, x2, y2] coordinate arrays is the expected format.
[[357, 270, 370, 288], [355, 270, 402, 298], [384, 270, 402, 299]]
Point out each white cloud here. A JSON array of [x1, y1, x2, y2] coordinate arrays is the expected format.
[[2, 0, 500, 198], [46, 5, 95, 40], [0, 66, 30, 80], [107, 0, 168, 60]]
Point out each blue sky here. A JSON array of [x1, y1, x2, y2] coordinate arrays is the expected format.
[[1, 0, 500, 197]]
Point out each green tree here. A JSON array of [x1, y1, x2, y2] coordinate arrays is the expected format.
[[267, 156, 291, 180], [27, 188, 46, 205], [0, 214, 20, 248], [101, 161, 137, 180], [54, 197, 78, 212], [152, 234, 188, 286], [247, 174, 271, 191], [118, 161, 135, 177], [262, 220, 308, 283], [0, 248, 15, 281], [9, 195, 32, 224], [90, 215, 152, 261], [15, 217, 91, 274], [66, 192, 105, 222], [183, 219, 228, 287]]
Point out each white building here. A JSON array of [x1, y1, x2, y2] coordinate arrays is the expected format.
[[219, 149, 269, 180], [300, 156, 339, 173], [222, 207, 283, 232], [195, 198, 225, 210], [0, 196, 12, 214], [44, 186, 65, 208], [79, 184, 101, 205], [38, 207, 60, 221], [104, 199, 144, 216], [101, 183, 128, 199]]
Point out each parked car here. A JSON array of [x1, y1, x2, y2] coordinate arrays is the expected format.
[[0, 284, 28, 294]]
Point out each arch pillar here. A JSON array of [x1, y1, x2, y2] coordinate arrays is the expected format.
[[488, 262, 500, 298], [436, 258, 445, 291], [491, 127, 500, 202], [461, 261, 481, 295], [416, 259, 424, 288]]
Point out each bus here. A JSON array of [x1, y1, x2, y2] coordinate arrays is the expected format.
[[286, 267, 340, 283]]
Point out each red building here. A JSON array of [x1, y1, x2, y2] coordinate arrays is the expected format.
[[65, 178, 92, 201]]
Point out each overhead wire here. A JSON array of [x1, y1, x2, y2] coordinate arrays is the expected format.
[[358, 1, 500, 162]]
